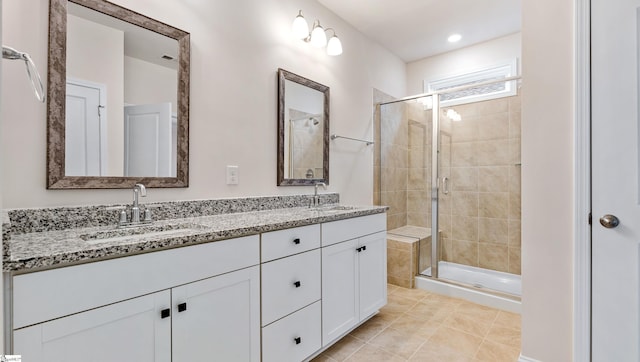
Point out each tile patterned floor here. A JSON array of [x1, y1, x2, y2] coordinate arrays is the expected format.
[[312, 284, 521, 362]]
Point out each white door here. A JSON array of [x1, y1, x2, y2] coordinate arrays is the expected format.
[[65, 79, 107, 176], [321, 239, 358, 346], [13, 291, 171, 362], [358, 231, 387, 319], [123, 103, 172, 177], [592, 1, 640, 360], [172, 265, 261, 362]]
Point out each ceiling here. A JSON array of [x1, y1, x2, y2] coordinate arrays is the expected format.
[[317, 0, 522, 63]]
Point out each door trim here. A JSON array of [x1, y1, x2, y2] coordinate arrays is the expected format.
[[574, 0, 591, 360]]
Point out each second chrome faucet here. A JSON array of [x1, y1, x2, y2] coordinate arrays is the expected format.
[[311, 182, 327, 207]]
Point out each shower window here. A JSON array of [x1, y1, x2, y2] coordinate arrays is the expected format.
[[424, 59, 518, 106]]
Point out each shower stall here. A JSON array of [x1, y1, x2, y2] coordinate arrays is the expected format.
[[375, 78, 522, 303]]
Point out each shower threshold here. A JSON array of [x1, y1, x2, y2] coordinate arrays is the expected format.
[[422, 261, 521, 297]]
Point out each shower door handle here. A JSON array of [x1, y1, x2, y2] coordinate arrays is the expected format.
[[442, 177, 450, 195]]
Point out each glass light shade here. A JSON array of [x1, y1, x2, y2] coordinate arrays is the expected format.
[[326, 35, 343, 56], [310, 24, 327, 47], [292, 12, 309, 39]]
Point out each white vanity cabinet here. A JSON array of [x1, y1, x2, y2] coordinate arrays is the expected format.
[[321, 214, 387, 346], [10, 235, 261, 362], [7, 211, 388, 362]]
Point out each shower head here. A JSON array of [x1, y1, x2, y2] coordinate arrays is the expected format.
[[310, 117, 319, 125]]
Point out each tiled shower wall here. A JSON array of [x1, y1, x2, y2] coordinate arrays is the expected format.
[[375, 88, 522, 276]]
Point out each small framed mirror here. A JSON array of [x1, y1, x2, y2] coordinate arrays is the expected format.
[[277, 69, 329, 186], [47, 0, 190, 189]]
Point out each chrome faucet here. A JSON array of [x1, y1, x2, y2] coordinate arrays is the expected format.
[[118, 183, 152, 227], [130, 183, 147, 223], [312, 182, 327, 207]]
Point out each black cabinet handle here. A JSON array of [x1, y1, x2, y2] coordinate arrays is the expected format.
[[356, 247, 362, 252], [294, 337, 302, 345], [293, 281, 301, 288], [293, 238, 301, 245], [160, 308, 171, 319], [362, 245, 367, 251], [177, 302, 187, 312]]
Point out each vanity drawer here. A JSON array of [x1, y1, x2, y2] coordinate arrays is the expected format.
[[261, 249, 321, 326], [321, 213, 387, 246], [262, 301, 321, 362], [261, 224, 320, 262]]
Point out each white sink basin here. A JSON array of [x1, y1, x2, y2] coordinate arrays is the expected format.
[[314, 205, 358, 213], [80, 223, 205, 244]]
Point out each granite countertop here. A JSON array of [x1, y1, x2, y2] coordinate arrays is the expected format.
[[4, 205, 387, 273]]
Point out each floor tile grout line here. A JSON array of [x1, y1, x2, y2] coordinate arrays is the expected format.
[[405, 338, 429, 361]]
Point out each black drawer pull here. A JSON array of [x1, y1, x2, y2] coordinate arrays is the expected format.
[[294, 337, 302, 345], [356, 247, 362, 252], [362, 245, 367, 251], [160, 308, 170, 319], [293, 281, 301, 288], [177, 302, 187, 312], [293, 238, 301, 245]]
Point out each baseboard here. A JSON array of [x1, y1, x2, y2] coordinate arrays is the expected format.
[[519, 353, 542, 362]]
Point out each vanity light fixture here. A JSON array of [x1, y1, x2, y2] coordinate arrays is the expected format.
[[292, 10, 343, 56]]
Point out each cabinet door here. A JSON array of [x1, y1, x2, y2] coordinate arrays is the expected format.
[[172, 265, 261, 362], [358, 231, 388, 319], [321, 239, 359, 346], [13, 291, 170, 362]]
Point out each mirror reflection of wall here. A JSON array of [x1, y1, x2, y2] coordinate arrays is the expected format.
[[65, 2, 178, 177]]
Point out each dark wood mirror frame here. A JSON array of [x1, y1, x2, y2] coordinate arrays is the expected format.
[[47, 0, 190, 189], [277, 68, 330, 186]]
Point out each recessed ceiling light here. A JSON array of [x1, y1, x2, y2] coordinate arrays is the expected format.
[[448, 34, 462, 43]]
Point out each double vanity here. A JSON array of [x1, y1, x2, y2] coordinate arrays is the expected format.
[[8, 0, 387, 360], [3, 195, 387, 361]]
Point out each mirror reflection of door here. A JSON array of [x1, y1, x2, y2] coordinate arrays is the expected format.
[[65, 79, 107, 176], [123, 103, 175, 177]]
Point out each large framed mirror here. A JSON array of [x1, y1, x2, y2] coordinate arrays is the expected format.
[[277, 69, 329, 186], [47, 0, 190, 189]]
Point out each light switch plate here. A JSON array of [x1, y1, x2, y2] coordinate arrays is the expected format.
[[226, 165, 239, 185]]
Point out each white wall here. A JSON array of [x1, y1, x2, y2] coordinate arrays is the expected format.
[[0, 0, 406, 208], [521, 0, 574, 360], [124, 55, 177, 110], [406, 33, 521, 95]]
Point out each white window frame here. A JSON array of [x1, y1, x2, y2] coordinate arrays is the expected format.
[[424, 58, 519, 106]]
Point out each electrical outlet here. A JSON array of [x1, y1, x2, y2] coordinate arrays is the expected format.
[[226, 165, 239, 185]]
